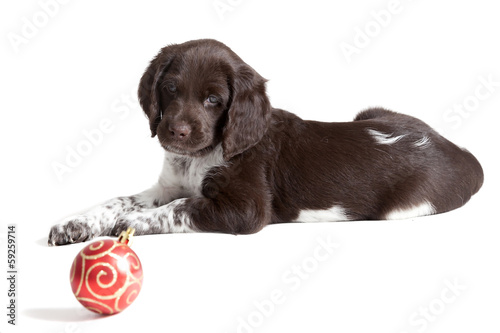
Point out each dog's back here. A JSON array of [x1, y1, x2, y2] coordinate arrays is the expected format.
[[266, 108, 483, 222]]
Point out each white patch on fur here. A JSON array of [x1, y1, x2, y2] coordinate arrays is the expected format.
[[294, 205, 349, 222], [163, 198, 197, 233], [414, 135, 431, 148], [160, 144, 226, 198], [385, 201, 436, 220], [137, 183, 171, 206], [111, 198, 197, 235], [367, 129, 406, 145]]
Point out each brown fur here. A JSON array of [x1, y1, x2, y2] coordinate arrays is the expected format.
[[137, 39, 484, 233]]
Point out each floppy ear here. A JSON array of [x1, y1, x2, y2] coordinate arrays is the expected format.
[[222, 65, 271, 160], [138, 46, 176, 137]]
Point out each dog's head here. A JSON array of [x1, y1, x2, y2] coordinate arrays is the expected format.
[[138, 39, 271, 160]]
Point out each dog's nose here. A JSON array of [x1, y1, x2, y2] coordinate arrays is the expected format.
[[169, 123, 192, 140]]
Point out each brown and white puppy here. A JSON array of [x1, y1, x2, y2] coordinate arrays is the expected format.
[[48, 39, 483, 246]]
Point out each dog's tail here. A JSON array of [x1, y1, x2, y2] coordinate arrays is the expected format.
[[354, 107, 397, 121]]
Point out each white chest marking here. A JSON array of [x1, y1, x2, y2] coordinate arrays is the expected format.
[[385, 200, 436, 220], [294, 205, 349, 222], [159, 145, 226, 199]]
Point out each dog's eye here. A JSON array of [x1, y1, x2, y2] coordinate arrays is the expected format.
[[167, 84, 176, 93], [207, 95, 219, 104]]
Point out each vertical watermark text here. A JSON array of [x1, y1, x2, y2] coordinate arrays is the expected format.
[[6, 224, 17, 325]]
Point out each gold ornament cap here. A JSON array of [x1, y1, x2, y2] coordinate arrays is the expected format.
[[118, 227, 135, 246]]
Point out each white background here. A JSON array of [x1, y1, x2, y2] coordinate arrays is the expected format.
[[0, 0, 499, 332]]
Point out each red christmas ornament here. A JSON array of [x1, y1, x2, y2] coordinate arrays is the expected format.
[[70, 228, 143, 315]]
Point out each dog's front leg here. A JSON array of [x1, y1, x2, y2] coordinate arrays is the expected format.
[[110, 192, 271, 237], [110, 198, 197, 236], [48, 183, 173, 246]]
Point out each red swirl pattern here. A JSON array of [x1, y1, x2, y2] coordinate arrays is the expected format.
[[70, 239, 143, 315]]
